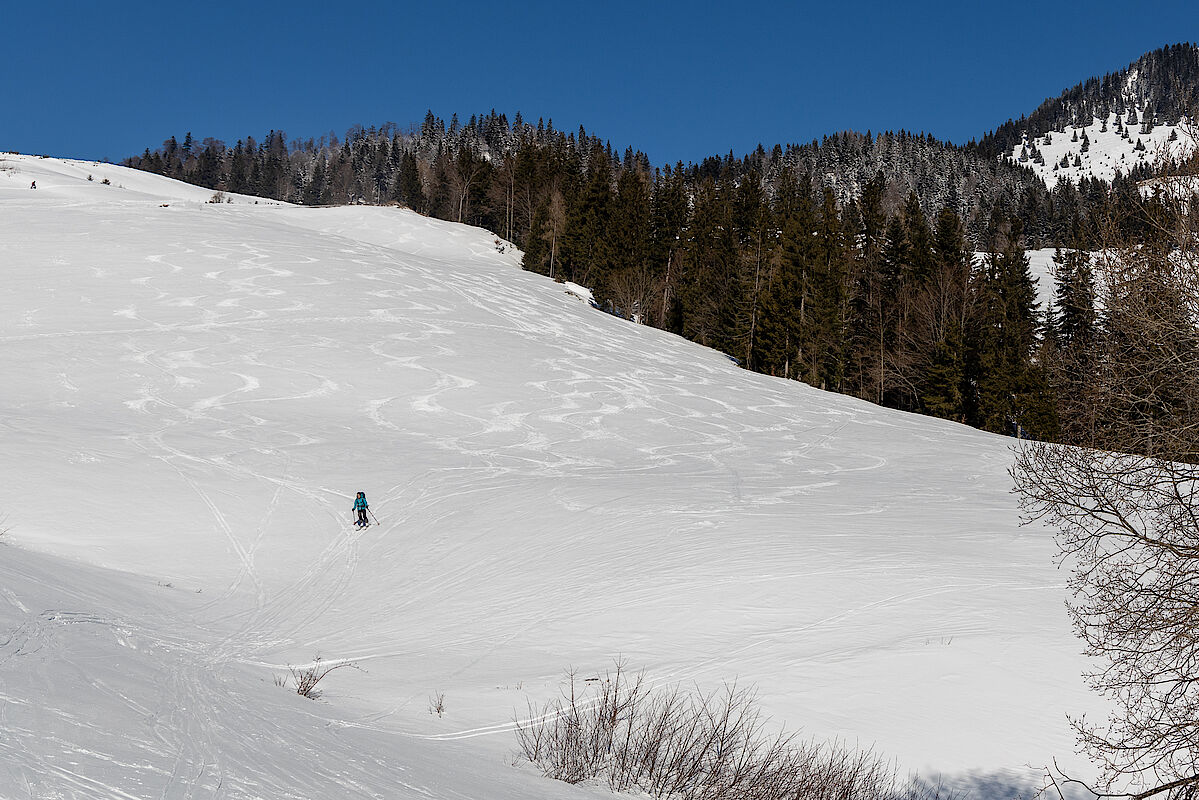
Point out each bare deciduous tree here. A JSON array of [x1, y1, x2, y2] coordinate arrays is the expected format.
[[607, 265, 657, 323], [1015, 135, 1199, 800], [1015, 443, 1199, 800]]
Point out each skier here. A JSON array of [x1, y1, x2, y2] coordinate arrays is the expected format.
[[352, 491, 370, 528]]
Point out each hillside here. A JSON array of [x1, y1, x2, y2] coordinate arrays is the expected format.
[[983, 43, 1199, 178], [0, 155, 1101, 798], [1007, 110, 1190, 189]]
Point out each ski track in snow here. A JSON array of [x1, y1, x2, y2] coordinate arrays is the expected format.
[[0, 155, 1102, 798]]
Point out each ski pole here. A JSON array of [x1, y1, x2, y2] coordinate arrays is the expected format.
[[369, 508, 381, 526]]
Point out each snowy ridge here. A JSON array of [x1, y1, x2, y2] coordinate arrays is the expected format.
[[0, 157, 1101, 798], [1007, 110, 1194, 189]]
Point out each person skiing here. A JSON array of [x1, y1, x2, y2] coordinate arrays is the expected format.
[[352, 491, 370, 528]]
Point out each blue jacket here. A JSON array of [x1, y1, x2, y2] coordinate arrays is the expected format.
[[354, 496, 369, 511]]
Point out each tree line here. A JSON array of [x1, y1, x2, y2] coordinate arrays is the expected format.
[[124, 107, 1191, 442]]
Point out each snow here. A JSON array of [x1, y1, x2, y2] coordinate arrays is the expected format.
[[1006, 110, 1195, 189], [1026, 248, 1059, 310], [1, 152, 286, 205], [0, 156, 1104, 798], [562, 281, 597, 305]]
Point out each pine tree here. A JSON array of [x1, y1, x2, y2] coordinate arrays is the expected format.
[[303, 158, 326, 205], [395, 151, 425, 212], [846, 172, 891, 401], [756, 169, 816, 378], [676, 175, 740, 351], [606, 168, 654, 318], [804, 184, 849, 390], [1054, 248, 1097, 349], [912, 208, 973, 421], [560, 146, 614, 291], [973, 215, 1056, 437], [731, 168, 774, 367], [650, 163, 689, 330]]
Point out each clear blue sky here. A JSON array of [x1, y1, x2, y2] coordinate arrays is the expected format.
[[5, 0, 1196, 165]]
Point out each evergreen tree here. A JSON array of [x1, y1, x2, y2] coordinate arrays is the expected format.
[[1054, 248, 1097, 349], [804, 185, 849, 390], [676, 175, 739, 351], [912, 208, 973, 422], [651, 163, 689, 329], [560, 145, 614, 291], [303, 158, 326, 205], [973, 215, 1056, 437], [846, 173, 890, 401], [756, 169, 816, 378], [395, 151, 425, 212]]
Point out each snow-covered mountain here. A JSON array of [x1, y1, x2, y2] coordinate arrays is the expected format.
[[986, 45, 1199, 189], [0, 154, 1101, 798], [1007, 110, 1191, 189]]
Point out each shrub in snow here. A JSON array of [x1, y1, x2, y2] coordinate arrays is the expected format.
[[100, 177, 111, 185], [516, 662, 951, 800], [278, 655, 358, 700], [429, 692, 446, 717]]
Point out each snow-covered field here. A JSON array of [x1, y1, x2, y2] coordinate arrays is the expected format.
[[0, 154, 1101, 799]]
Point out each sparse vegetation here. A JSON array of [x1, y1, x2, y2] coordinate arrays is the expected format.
[[277, 655, 358, 700], [429, 692, 446, 717], [516, 663, 950, 800]]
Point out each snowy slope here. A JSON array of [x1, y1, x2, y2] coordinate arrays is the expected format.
[[0, 157, 1102, 798], [1007, 110, 1194, 189], [0, 152, 285, 205]]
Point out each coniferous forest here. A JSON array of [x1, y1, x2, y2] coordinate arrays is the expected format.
[[124, 44, 1199, 444]]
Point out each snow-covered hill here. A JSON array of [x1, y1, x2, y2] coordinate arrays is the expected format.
[[0, 156, 1101, 798], [1007, 109, 1193, 189]]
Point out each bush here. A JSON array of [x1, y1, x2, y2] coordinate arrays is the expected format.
[[515, 662, 949, 800], [277, 655, 357, 700]]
